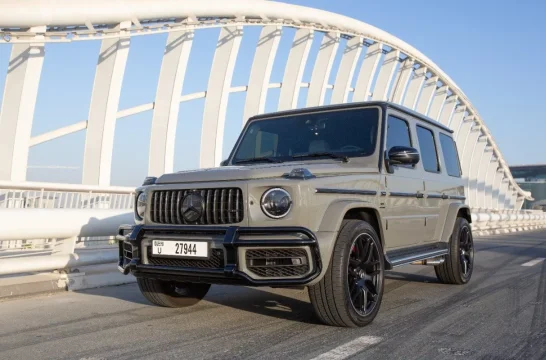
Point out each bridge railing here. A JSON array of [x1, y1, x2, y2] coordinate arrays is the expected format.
[[0, 182, 545, 277]]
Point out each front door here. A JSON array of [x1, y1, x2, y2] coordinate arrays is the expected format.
[[380, 114, 425, 250]]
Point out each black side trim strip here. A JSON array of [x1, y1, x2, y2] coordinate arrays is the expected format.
[[450, 195, 466, 200], [389, 192, 417, 198], [427, 194, 443, 199], [315, 188, 377, 196]]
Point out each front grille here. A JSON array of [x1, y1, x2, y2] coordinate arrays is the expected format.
[[147, 247, 225, 269], [150, 188, 244, 225], [246, 248, 310, 278]]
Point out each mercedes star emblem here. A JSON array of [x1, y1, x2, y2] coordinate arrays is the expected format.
[[181, 192, 204, 222]]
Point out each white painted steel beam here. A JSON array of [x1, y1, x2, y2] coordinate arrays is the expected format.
[[416, 76, 438, 115], [459, 122, 480, 197], [484, 157, 499, 209], [448, 106, 467, 135], [402, 66, 427, 110], [199, 26, 243, 168], [515, 196, 524, 211], [492, 169, 505, 209], [371, 49, 400, 101], [476, 146, 493, 209], [454, 115, 474, 153], [389, 58, 414, 104], [82, 22, 131, 185], [467, 136, 487, 207], [278, 28, 314, 111], [427, 85, 448, 120], [243, 25, 282, 122], [148, 30, 194, 177], [0, 26, 45, 182], [438, 95, 458, 126], [330, 36, 363, 104], [353, 42, 383, 102], [306, 32, 339, 107]]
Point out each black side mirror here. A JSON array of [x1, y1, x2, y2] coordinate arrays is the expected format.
[[220, 159, 229, 167], [386, 146, 420, 173]]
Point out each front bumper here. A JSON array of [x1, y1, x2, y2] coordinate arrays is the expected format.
[[116, 224, 322, 286]]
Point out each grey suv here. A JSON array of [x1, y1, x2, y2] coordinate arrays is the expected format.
[[117, 101, 474, 327]]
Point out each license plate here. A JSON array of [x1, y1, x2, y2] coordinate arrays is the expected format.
[[152, 240, 209, 259]]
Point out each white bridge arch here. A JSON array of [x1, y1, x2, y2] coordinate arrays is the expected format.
[[0, 0, 533, 214]]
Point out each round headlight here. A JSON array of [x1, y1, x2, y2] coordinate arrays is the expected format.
[[261, 188, 292, 219], [136, 192, 147, 220]]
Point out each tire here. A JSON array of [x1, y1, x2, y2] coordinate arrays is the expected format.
[[435, 217, 474, 285], [309, 219, 385, 327], [137, 278, 210, 307]]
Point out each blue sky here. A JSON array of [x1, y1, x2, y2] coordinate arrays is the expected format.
[[0, 0, 544, 186]]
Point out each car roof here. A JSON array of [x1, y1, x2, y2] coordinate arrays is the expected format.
[[248, 101, 454, 134]]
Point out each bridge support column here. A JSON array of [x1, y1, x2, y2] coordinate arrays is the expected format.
[[353, 42, 383, 102], [243, 26, 282, 122], [390, 58, 414, 104], [0, 26, 45, 182], [402, 66, 427, 110], [307, 32, 339, 107], [484, 157, 499, 209], [438, 95, 458, 126], [330, 36, 363, 104], [492, 169, 505, 209], [82, 22, 131, 185], [468, 135, 487, 207], [371, 49, 400, 101], [476, 146, 493, 208], [278, 28, 314, 111], [427, 85, 448, 120], [415, 76, 438, 115], [199, 26, 243, 168], [148, 30, 194, 176], [459, 121, 480, 204]]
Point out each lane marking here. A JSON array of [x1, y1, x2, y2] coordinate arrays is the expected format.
[[310, 336, 382, 360], [521, 258, 546, 267]]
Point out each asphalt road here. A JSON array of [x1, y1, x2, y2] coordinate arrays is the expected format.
[[1, 230, 545, 360]]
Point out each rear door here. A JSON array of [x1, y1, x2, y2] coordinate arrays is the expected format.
[[380, 113, 425, 249]]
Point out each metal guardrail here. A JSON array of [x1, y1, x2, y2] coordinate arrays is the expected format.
[[0, 182, 544, 276]]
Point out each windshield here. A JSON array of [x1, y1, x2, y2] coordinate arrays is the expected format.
[[232, 107, 379, 164]]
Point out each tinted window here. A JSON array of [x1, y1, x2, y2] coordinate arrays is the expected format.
[[440, 133, 461, 177], [233, 108, 379, 163], [386, 116, 412, 151], [417, 126, 439, 173]]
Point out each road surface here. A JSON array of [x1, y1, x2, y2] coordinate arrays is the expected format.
[[1, 230, 545, 360]]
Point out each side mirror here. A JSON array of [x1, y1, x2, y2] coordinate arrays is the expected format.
[[220, 159, 229, 167], [386, 146, 419, 173]]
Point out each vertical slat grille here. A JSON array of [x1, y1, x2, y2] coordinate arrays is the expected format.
[[150, 188, 243, 225]]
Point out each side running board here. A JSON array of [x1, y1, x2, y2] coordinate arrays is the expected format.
[[384, 242, 448, 270]]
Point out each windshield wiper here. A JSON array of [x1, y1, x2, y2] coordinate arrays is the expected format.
[[234, 156, 283, 164], [291, 152, 349, 162]]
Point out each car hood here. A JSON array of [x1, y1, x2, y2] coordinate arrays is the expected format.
[[156, 161, 378, 184]]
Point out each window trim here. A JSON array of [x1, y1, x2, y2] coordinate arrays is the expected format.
[[416, 124, 441, 174], [439, 132, 462, 178], [386, 114, 415, 170]]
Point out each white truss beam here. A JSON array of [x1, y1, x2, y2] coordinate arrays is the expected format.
[[438, 95, 458, 126], [330, 36, 362, 104], [371, 49, 400, 101], [307, 32, 339, 107], [416, 76, 438, 115], [389, 58, 414, 104], [353, 43, 382, 102], [82, 21, 131, 185], [427, 85, 448, 120], [199, 26, 243, 168], [468, 135, 487, 207], [148, 30, 194, 177], [476, 146, 493, 208], [402, 66, 427, 110], [278, 28, 314, 111], [243, 25, 282, 122], [0, 26, 45, 182]]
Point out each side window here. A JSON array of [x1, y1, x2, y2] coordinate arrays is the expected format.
[[386, 115, 412, 150], [416, 126, 440, 173], [440, 133, 461, 177]]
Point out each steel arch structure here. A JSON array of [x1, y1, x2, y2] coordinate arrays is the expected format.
[[0, 0, 532, 212]]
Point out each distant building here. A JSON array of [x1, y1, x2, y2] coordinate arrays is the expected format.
[[510, 164, 546, 210]]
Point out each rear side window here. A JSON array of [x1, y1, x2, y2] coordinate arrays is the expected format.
[[386, 116, 412, 150], [416, 126, 439, 173], [439, 133, 461, 177]]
